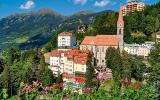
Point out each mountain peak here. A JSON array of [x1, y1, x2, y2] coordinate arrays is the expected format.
[[27, 8, 63, 17], [72, 10, 96, 16]]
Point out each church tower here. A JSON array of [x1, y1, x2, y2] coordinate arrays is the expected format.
[[117, 3, 124, 50]]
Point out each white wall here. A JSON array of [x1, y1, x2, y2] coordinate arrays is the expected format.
[[58, 35, 76, 47]]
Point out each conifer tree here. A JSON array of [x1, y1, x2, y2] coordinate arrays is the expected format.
[[105, 47, 122, 87], [85, 54, 95, 88]]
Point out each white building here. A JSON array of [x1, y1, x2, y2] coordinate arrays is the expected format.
[[156, 31, 160, 43], [58, 32, 76, 47], [122, 0, 145, 16], [49, 50, 64, 76], [124, 42, 154, 57]]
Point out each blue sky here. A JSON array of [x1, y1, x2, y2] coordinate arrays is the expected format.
[[0, 0, 159, 19]]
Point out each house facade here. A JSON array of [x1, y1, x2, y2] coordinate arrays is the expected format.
[[122, 0, 145, 16], [124, 43, 154, 57], [58, 32, 76, 47], [48, 49, 93, 88]]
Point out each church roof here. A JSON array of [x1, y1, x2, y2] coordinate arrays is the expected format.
[[81, 35, 119, 46]]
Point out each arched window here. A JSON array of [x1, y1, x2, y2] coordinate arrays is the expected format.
[[119, 29, 121, 35]]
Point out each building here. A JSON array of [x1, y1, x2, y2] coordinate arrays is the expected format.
[[58, 32, 76, 48], [124, 42, 154, 57], [49, 50, 64, 76], [156, 31, 160, 43], [48, 49, 93, 89], [49, 49, 92, 76], [122, 0, 145, 16], [80, 5, 124, 66], [77, 19, 88, 33]]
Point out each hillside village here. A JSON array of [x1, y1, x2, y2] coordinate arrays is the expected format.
[[0, 0, 160, 99], [43, 4, 158, 91]]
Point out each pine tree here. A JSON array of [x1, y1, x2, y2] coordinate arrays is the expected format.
[[85, 54, 95, 88], [122, 51, 131, 82]]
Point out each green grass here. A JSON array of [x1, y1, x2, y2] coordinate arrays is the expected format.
[[14, 37, 29, 44]]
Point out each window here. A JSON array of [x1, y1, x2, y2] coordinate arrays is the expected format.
[[102, 60, 104, 63], [102, 46, 104, 52], [119, 29, 121, 35], [97, 60, 99, 63], [97, 48, 99, 52]]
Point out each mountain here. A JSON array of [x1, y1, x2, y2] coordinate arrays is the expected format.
[[0, 9, 64, 49], [0, 9, 114, 50], [71, 10, 96, 16]]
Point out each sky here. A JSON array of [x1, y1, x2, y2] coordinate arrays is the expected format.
[[0, 0, 159, 19]]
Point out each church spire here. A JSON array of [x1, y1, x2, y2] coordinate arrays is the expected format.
[[117, 2, 124, 25], [117, 1, 124, 51]]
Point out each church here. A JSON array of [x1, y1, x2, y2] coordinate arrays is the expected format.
[[80, 5, 124, 66]]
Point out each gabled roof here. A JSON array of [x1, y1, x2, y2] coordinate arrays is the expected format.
[[81, 35, 119, 46]]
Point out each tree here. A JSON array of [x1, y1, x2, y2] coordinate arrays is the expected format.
[[130, 56, 145, 81], [44, 42, 53, 52], [44, 28, 63, 52], [105, 47, 122, 86], [0, 58, 4, 74], [3, 47, 20, 65], [50, 28, 63, 49], [85, 54, 95, 88], [85, 66, 95, 88], [130, 31, 147, 43], [40, 68, 55, 86], [2, 60, 32, 96], [122, 51, 131, 82], [148, 44, 160, 98], [149, 44, 160, 65], [94, 11, 118, 35], [56, 74, 63, 84], [39, 55, 54, 86]]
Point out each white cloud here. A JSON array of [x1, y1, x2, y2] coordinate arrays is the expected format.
[[74, 0, 87, 5], [20, 0, 35, 10], [94, 0, 110, 7]]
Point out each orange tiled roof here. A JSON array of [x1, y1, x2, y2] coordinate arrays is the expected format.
[[63, 74, 85, 83], [50, 50, 64, 57], [59, 32, 73, 36], [81, 35, 119, 46], [50, 49, 92, 65], [64, 49, 92, 64]]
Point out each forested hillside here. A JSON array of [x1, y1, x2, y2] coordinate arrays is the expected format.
[[93, 2, 160, 43]]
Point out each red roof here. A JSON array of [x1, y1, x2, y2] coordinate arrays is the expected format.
[[63, 74, 85, 83], [59, 32, 74, 36], [50, 49, 93, 65], [50, 50, 64, 57], [81, 35, 119, 46], [64, 49, 92, 64]]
